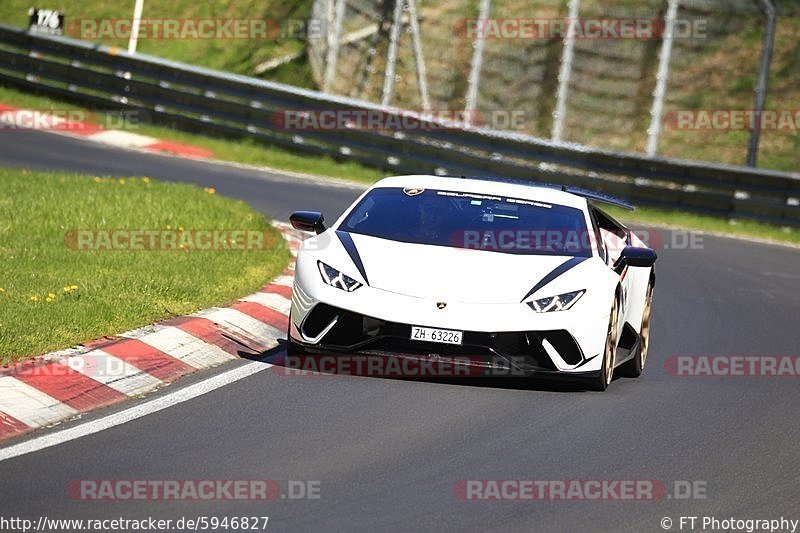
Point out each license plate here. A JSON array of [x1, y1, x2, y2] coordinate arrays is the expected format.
[[410, 326, 463, 345]]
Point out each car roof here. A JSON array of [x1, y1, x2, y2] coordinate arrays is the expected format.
[[372, 175, 590, 210]]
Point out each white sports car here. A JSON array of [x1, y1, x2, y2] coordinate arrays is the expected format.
[[287, 175, 656, 390]]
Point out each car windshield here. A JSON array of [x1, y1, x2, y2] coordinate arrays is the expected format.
[[338, 187, 592, 257]]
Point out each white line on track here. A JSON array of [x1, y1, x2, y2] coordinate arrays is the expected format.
[[0, 362, 270, 463]]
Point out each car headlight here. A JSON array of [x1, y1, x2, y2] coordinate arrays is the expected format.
[[527, 289, 585, 312], [317, 261, 363, 292]]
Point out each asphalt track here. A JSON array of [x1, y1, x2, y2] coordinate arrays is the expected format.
[[1, 130, 799, 532]]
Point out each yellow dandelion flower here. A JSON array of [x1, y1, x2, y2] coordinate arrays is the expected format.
[[0, 287, 4, 292], [166, 225, 172, 230], [30, 295, 38, 302], [93, 176, 102, 183], [178, 226, 184, 231], [70, 284, 78, 290], [142, 177, 151, 184], [46, 297, 54, 303], [47, 293, 56, 299], [204, 187, 216, 195], [119, 178, 126, 184]]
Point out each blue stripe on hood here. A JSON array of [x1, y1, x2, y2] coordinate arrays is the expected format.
[[336, 231, 369, 286], [520, 257, 588, 302]]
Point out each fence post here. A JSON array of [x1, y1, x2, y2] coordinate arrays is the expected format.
[[746, 0, 777, 167], [322, 0, 346, 93], [407, 0, 430, 113], [551, 0, 580, 142], [380, 0, 404, 106], [464, 0, 491, 127], [646, 0, 679, 156], [127, 0, 145, 54]]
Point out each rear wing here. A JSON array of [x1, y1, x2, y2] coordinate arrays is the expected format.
[[557, 185, 635, 211]]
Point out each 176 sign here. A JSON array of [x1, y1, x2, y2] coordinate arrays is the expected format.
[[28, 7, 64, 35]]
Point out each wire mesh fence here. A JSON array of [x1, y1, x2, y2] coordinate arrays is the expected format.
[[307, 0, 798, 168]]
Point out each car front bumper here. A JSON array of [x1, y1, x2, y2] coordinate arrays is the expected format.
[[290, 253, 613, 375]]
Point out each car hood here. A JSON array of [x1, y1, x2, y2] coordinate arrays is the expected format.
[[345, 233, 588, 304]]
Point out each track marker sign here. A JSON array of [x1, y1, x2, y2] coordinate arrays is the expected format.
[[28, 7, 64, 35]]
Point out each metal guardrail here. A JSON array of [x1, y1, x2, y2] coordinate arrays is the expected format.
[[1, 23, 798, 226]]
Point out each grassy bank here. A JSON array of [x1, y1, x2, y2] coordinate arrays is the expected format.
[[0, 168, 290, 362], [0, 0, 315, 87]]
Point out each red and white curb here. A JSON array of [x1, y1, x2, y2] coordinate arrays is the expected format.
[[0, 222, 303, 443], [0, 103, 213, 158]]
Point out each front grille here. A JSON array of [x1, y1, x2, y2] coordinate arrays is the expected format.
[[300, 304, 587, 371]]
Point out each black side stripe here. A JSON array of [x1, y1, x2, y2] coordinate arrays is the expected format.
[[520, 257, 588, 302], [336, 231, 369, 285]]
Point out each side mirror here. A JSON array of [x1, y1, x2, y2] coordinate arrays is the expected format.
[[290, 211, 326, 234], [615, 246, 657, 273]]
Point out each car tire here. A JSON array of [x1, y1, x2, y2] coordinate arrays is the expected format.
[[588, 297, 619, 391], [620, 281, 653, 378]]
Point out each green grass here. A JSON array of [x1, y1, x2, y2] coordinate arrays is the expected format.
[[0, 84, 797, 247], [604, 206, 800, 247], [0, 168, 290, 362], [0, 0, 315, 85]]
